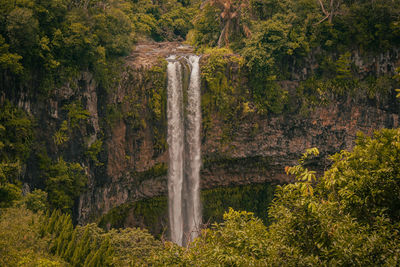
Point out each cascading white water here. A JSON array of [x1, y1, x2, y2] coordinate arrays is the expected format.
[[167, 55, 184, 246], [167, 55, 202, 246], [184, 55, 202, 244]]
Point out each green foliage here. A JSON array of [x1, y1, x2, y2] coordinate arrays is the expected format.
[[0, 0, 137, 93], [53, 122, 69, 146], [362, 75, 394, 100], [0, 101, 33, 207], [395, 67, 400, 98], [0, 0, 399, 263], [267, 128, 400, 265], [285, 147, 319, 196], [98, 203, 134, 230], [85, 139, 103, 166], [246, 0, 400, 55], [0, 34, 23, 73], [200, 48, 248, 136], [98, 196, 168, 238], [395, 89, 400, 98], [263, 130, 400, 265], [0, 161, 21, 185], [192, 209, 268, 266], [150, 209, 269, 266], [53, 101, 90, 146], [334, 52, 352, 80], [146, 61, 168, 155], [201, 48, 239, 113], [24, 189, 48, 212], [192, 0, 399, 115], [0, 206, 66, 266], [242, 17, 307, 113], [189, 3, 221, 47], [336, 0, 400, 52], [151, 128, 400, 265], [129, 0, 196, 41], [292, 71, 396, 115], [130, 0, 158, 38], [148, 67, 166, 122], [132, 163, 168, 186], [38, 208, 162, 266], [108, 227, 161, 266], [40, 156, 87, 213], [202, 182, 275, 224], [98, 182, 275, 239], [191, 0, 252, 48], [0, 101, 33, 162], [90, 1, 134, 57], [0, 181, 22, 208], [2, 128, 400, 266], [321, 129, 400, 222], [157, 6, 196, 40], [63, 102, 90, 129], [42, 210, 107, 266], [292, 77, 330, 114]]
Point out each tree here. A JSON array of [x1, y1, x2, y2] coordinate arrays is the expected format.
[[41, 156, 87, 213], [0, 35, 22, 73], [151, 128, 400, 265], [200, 0, 251, 47], [0, 101, 33, 207], [395, 67, 400, 98], [0, 206, 66, 266], [316, 0, 342, 24]]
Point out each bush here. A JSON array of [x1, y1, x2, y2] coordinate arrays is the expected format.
[[152, 128, 400, 265], [0, 101, 33, 207], [40, 156, 87, 213], [25, 189, 48, 212], [0, 207, 66, 266]]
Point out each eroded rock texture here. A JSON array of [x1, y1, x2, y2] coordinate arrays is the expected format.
[[77, 43, 399, 224], [2, 42, 398, 224]]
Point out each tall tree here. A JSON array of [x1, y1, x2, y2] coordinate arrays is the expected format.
[[316, 0, 342, 24], [201, 0, 251, 47]]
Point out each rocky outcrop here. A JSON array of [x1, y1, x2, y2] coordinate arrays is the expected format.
[[79, 97, 398, 224], [76, 43, 400, 224], [289, 48, 400, 81], [201, 101, 398, 187], [3, 42, 398, 224]]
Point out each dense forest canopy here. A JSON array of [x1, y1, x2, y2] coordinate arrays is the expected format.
[[1, 0, 399, 114], [1, 0, 399, 87], [0, 0, 400, 265]]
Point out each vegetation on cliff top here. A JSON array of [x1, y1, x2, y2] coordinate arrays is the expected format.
[[196, 0, 400, 115], [1, 0, 399, 100], [0, 0, 197, 94]]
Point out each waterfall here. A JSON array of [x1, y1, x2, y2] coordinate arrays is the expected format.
[[167, 55, 184, 246], [167, 55, 202, 246], [184, 55, 202, 244]]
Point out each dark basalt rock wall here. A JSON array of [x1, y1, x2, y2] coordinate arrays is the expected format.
[[2, 42, 399, 224]]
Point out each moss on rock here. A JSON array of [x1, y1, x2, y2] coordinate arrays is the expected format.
[[98, 182, 276, 237]]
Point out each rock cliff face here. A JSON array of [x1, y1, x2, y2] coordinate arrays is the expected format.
[[4, 42, 399, 224], [79, 42, 195, 222], [76, 42, 400, 224]]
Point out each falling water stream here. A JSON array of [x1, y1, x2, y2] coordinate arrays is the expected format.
[[167, 55, 201, 246]]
